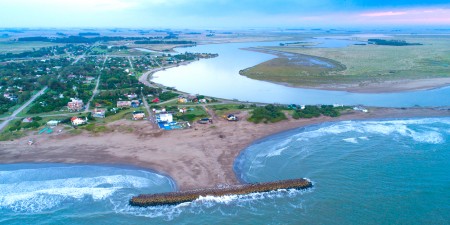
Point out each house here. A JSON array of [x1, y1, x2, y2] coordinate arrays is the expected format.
[[47, 120, 60, 126], [3, 93, 17, 101], [353, 106, 368, 113], [67, 98, 84, 112], [187, 95, 197, 102], [93, 108, 106, 118], [126, 93, 138, 99], [117, 101, 131, 108], [151, 98, 160, 103], [71, 117, 87, 126], [132, 111, 145, 120], [179, 108, 187, 113], [157, 113, 173, 123], [178, 97, 188, 103], [22, 117, 33, 123], [199, 99, 207, 104], [131, 100, 141, 108]]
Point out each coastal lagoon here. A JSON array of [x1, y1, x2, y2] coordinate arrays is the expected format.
[[152, 39, 450, 107], [2, 118, 449, 224]]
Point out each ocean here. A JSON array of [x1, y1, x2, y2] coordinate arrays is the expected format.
[[1, 117, 449, 224]]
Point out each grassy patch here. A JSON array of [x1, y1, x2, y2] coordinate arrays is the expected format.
[[80, 123, 110, 133], [173, 106, 208, 122], [0, 41, 64, 53], [102, 107, 143, 123], [242, 36, 450, 86], [210, 104, 255, 116]]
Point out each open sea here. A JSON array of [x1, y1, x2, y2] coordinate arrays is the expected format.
[[1, 117, 449, 224]]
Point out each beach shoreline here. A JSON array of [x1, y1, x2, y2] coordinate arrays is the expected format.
[[1, 107, 449, 190]]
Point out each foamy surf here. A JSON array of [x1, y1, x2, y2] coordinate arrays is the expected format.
[[294, 118, 447, 145], [0, 165, 175, 213]]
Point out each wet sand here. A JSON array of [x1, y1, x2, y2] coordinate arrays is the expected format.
[[0, 107, 449, 190]]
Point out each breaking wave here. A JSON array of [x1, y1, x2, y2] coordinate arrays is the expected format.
[[254, 118, 449, 158], [0, 165, 175, 213]]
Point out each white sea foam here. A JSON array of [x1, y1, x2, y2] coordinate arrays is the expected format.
[[0, 175, 158, 213], [290, 118, 448, 145], [266, 146, 289, 157], [342, 138, 358, 144], [358, 136, 369, 140]]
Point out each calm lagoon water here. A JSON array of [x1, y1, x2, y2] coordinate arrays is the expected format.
[[152, 40, 450, 107]]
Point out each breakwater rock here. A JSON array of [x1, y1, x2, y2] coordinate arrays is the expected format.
[[130, 178, 312, 207]]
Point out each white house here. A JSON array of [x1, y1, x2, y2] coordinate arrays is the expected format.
[[47, 120, 60, 126], [158, 113, 173, 123], [71, 117, 87, 126]]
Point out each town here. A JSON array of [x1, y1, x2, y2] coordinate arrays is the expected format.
[[0, 30, 354, 142]]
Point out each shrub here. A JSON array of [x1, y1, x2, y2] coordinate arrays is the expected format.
[[248, 104, 287, 124]]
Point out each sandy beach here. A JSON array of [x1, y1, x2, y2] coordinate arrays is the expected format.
[[1, 107, 449, 190]]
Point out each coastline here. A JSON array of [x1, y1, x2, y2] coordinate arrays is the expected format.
[[1, 107, 449, 190], [241, 47, 450, 93]]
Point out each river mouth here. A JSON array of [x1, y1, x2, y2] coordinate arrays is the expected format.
[[151, 39, 450, 107]]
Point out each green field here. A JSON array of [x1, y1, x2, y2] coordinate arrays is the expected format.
[[0, 41, 63, 53], [241, 36, 450, 87]]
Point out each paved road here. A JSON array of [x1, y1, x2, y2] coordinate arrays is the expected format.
[[0, 86, 48, 131], [85, 56, 108, 112], [128, 57, 134, 70]]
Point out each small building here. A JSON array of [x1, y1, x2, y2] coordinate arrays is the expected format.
[[178, 97, 188, 103], [117, 101, 131, 108], [47, 120, 60, 127], [126, 93, 138, 99], [353, 106, 368, 113], [68, 98, 84, 112], [93, 108, 106, 118], [157, 113, 173, 123], [71, 117, 87, 126], [132, 111, 145, 120], [199, 99, 207, 104], [152, 98, 160, 103], [22, 117, 33, 123], [131, 100, 141, 108], [3, 93, 18, 101]]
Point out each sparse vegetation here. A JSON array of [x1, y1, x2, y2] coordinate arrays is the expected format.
[[292, 105, 344, 119]]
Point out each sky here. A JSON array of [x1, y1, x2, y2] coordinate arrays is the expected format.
[[0, 0, 449, 28]]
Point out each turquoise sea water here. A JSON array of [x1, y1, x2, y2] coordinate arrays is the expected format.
[[2, 118, 449, 224]]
